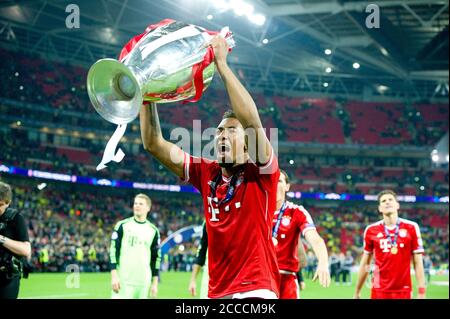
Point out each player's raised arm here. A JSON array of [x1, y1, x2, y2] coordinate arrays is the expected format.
[[140, 103, 185, 178], [210, 36, 272, 165], [354, 252, 372, 299]]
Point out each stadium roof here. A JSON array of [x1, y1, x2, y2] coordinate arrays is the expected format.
[[0, 0, 448, 100]]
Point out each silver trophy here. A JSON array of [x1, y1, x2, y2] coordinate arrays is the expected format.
[[87, 20, 235, 125]]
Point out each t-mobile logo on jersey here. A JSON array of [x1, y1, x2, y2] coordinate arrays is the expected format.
[[207, 196, 220, 221], [379, 239, 390, 252], [207, 197, 240, 221]]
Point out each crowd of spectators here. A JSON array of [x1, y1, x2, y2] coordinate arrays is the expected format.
[[1, 179, 447, 274], [1, 129, 448, 197], [9, 181, 202, 272], [278, 152, 449, 196]]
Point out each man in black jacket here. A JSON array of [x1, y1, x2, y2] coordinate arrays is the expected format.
[[0, 181, 31, 299]]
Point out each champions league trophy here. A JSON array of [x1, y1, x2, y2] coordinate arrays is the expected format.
[[87, 19, 235, 125], [86, 19, 235, 170]]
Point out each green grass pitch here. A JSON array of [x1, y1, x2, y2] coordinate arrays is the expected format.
[[18, 271, 449, 299]]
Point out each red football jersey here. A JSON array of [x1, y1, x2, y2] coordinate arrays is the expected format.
[[183, 151, 280, 299], [273, 201, 316, 273], [363, 218, 424, 293]]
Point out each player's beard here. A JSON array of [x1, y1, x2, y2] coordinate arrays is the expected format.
[[217, 151, 234, 169], [218, 154, 234, 168]]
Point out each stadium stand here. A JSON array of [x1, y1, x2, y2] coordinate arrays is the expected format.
[[1, 47, 448, 147]]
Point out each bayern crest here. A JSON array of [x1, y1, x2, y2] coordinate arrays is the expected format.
[[282, 217, 291, 226]]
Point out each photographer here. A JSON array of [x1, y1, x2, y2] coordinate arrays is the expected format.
[[0, 181, 31, 299]]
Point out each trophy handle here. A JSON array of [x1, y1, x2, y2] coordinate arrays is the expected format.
[[87, 58, 143, 125]]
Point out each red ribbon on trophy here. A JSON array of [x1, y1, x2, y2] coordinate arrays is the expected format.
[[119, 19, 233, 104]]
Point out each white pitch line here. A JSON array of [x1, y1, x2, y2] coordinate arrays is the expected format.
[[430, 281, 449, 286], [22, 293, 91, 299]]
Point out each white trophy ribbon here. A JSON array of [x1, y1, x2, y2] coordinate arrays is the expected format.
[[96, 124, 127, 171]]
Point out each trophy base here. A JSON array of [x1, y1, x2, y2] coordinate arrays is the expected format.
[[87, 58, 142, 125]]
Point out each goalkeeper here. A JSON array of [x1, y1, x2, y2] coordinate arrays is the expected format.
[[109, 194, 161, 299]]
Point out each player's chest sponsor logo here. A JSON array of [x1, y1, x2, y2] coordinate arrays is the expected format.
[[126, 232, 149, 247], [207, 196, 241, 222], [206, 172, 245, 222], [379, 238, 390, 252], [379, 237, 405, 253]]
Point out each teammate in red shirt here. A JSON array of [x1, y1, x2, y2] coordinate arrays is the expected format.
[[354, 190, 426, 299], [140, 36, 286, 298], [274, 170, 330, 299]]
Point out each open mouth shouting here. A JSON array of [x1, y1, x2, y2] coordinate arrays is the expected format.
[[218, 142, 231, 155]]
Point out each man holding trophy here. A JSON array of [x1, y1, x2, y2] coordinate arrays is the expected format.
[[140, 35, 281, 299], [87, 19, 329, 299]]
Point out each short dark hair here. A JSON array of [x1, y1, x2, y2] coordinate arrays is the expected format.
[[280, 169, 290, 184], [222, 110, 237, 120], [377, 189, 397, 204], [0, 181, 12, 204]]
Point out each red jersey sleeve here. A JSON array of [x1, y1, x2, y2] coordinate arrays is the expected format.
[[363, 226, 374, 254], [182, 153, 215, 194], [247, 147, 280, 190], [258, 147, 279, 175], [410, 222, 425, 254], [295, 205, 316, 237]]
